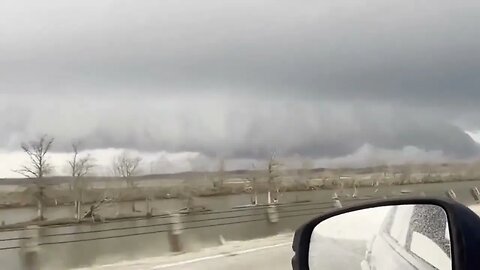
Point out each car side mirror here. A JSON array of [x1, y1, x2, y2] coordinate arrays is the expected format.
[[292, 198, 480, 270]]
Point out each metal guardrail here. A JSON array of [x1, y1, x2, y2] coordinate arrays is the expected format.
[[0, 187, 474, 269], [0, 195, 437, 247]]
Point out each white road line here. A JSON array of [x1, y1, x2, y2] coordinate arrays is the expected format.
[[151, 242, 291, 269]]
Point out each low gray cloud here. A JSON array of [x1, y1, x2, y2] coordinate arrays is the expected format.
[[1, 0, 480, 165], [0, 97, 477, 161], [1, 0, 480, 105]]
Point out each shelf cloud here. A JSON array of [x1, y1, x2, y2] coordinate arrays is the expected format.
[[1, 0, 480, 175]]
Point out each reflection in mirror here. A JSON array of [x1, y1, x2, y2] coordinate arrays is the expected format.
[[309, 204, 451, 270]]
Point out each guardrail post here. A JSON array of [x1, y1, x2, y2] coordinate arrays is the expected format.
[[333, 198, 342, 208], [21, 225, 40, 270], [168, 213, 183, 253], [74, 200, 81, 221], [471, 187, 480, 202], [446, 189, 457, 200], [267, 205, 279, 223], [146, 197, 153, 218]]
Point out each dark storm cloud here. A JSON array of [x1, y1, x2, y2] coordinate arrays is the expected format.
[[1, 0, 480, 103], [1, 0, 480, 162], [0, 97, 477, 160]]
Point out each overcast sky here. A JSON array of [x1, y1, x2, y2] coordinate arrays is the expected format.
[[1, 0, 480, 177]]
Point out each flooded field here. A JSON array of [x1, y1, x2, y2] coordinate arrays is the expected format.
[[0, 179, 479, 269], [1, 179, 479, 226]]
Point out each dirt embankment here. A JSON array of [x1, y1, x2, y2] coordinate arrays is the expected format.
[[1, 174, 477, 209]]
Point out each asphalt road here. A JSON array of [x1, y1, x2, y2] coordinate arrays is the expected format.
[[80, 237, 294, 270], [151, 243, 293, 270], [79, 233, 366, 270], [75, 206, 480, 270]]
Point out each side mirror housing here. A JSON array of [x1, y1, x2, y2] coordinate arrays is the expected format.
[[292, 198, 480, 270]]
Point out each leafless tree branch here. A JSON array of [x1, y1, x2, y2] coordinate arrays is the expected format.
[[69, 141, 95, 178], [112, 151, 142, 179], [14, 135, 54, 221], [112, 151, 142, 212], [15, 135, 54, 179]]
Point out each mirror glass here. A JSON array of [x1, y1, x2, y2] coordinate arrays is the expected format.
[[309, 204, 451, 270]]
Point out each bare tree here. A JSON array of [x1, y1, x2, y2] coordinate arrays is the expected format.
[[213, 159, 225, 191], [112, 151, 142, 212], [14, 135, 55, 221], [297, 159, 313, 190], [15, 135, 54, 179], [398, 164, 412, 185], [69, 142, 95, 178], [113, 151, 142, 178], [103, 180, 121, 217], [247, 163, 260, 205], [68, 142, 95, 221], [83, 197, 109, 222], [267, 154, 282, 204], [143, 187, 156, 218]]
